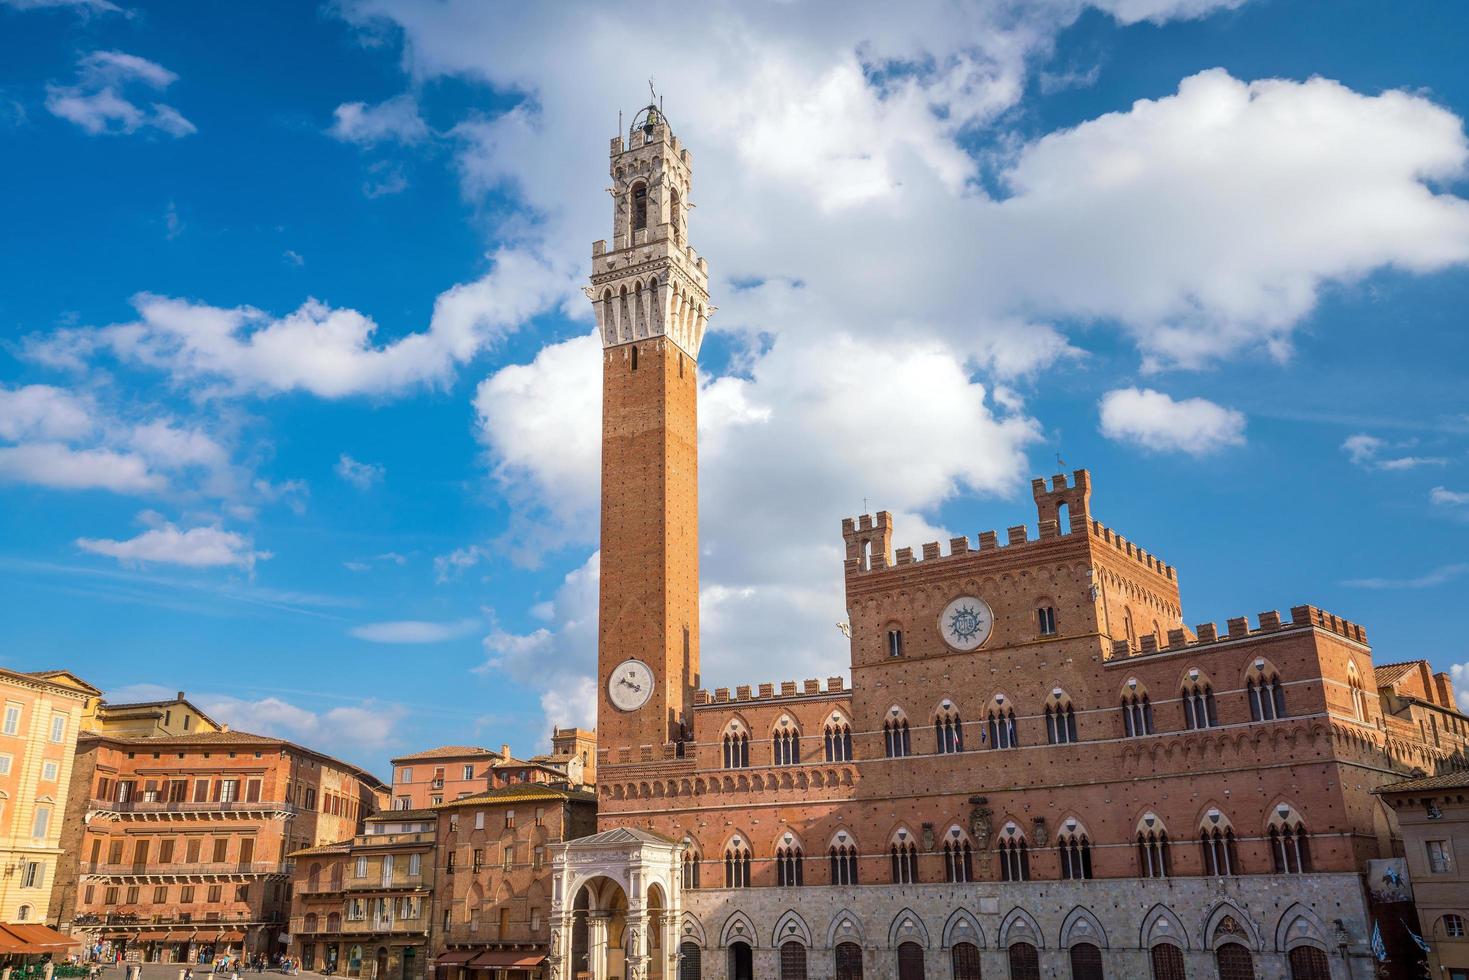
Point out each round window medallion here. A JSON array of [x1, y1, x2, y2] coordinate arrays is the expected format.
[[938, 595, 994, 651]]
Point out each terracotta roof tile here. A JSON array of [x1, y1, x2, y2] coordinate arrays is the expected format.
[[1375, 769, 1469, 794], [1373, 661, 1425, 686], [390, 745, 500, 763], [432, 783, 594, 810]]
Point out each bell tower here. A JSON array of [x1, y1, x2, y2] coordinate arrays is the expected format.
[[591, 102, 710, 754]]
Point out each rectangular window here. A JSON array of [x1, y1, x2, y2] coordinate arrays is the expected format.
[[472, 849, 484, 873], [108, 840, 124, 863], [446, 852, 456, 874], [20, 861, 42, 888], [304, 788, 316, 809], [133, 839, 150, 866], [533, 846, 545, 870], [50, 715, 65, 743], [505, 809, 516, 830], [212, 837, 228, 863], [431, 795, 442, 806], [355, 855, 368, 878], [235, 884, 250, 902], [207, 885, 222, 903], [535, 807, 546, 827], [218, 779, 239, 803], [104, 887, 118, 905], [153, 885, 168, 903], [31, 806, 50, 839], [502, 846, 513, 872], [246, 779, 262, 802], [1428, 840, 1454, 873], [498, 907, 510, 937], [530, 907, 542, 932], [193, 778, 209, 802], [3, 705, 21, 736], [186, 838, 201, 863], [83, 885, 94, 904], [887, 629, 904, 658], [180, 885, 195, 903], [239, 838, 254, 866], [408, 853, 421, 876], [159, 839, 175, 863], [399, 767, 412, 784], [0, 755, 11, 777], [125, 886, 139, 904], [395, 796, 411, 810], [41, 760, 58, 781], [462, 764, 474, 780]]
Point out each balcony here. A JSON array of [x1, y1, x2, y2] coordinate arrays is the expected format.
[[90, 799, 298, 820], [82, 862, 293, 879]]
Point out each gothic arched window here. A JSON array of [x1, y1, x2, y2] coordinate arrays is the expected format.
[[631, 181, 648, 232], [998, 835, 1029, 882], [1268, 806, 1311, 874], [724, 840, 751, 888], [828, 837, 859, 885], [942, 832, 972, 883], [722, 726, 749, 769], [1136, 814, 1171, 878], [1200, 820, 1239, 876], [1182, 674, 1218, 730], [776, 841, 804, 887], [987, 705, 1018, 749], [1122, 682, 1154, 737], [1247, 662, 1288, 721], [1058, 825, 1093, 880], [772, 721, 800, 766], [890, 834, 919, 884], [1045, 693, 1077, 744], [681, 845, 700, 890], [883, 712, 911, 758], [935, 705, 963, 754], [824, 717, 853, 762]]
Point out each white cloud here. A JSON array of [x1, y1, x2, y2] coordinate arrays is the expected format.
[[1451, 663, 1469, 714], [433, 544, 489, 582], [1342, 564, 1469, 590], [45, 50, 195, 137], [284, 249, 305, 267], [0, 384, 94, 441], [2, 0, 122, 13], [25, 249, 570, 398], [1098, 386, 1246, 455], [335, 453, 385, 489], [76, 518, 269, 570], [350, 618, 479, 643], [1431, 486, 1469, 507], [196, 693, 407, 753], [1341, 433, 1448, 471], [329, 93, 428, 145], [0, 443, 163, 492]]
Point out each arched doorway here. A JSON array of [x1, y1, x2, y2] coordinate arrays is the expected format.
[[779, 942, 807, 980], [897, 942, 925, 980], [834, 942, 863, 980], [1215, 943, 1255, 980], [1150, 944, 1185, 980], [678, 942, 701, 980], [1008, 943, 1041, 980], [1070, 942, 1103, 979], [646, 882, 667, 979], [400, 948, 415, 980], [374, 947, 388, 980], [569, 875, 630, 980], [727, 941, 753, 980], [1287, 946, 1330, 980]]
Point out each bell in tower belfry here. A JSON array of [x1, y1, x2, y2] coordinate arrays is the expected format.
[[590, 100, 710, 753]]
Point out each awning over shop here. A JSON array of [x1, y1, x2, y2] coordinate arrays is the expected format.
[[467, 952, 546, 969], [0, 924, 83, 954], [433, 950, 475, 966]]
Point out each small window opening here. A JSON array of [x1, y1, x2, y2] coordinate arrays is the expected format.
[[887, 629, 903, 658], [630, 345, 638, 371], [632, 183, 648, 231]]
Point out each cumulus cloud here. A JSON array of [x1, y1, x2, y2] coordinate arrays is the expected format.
[[1098, 387, 1246, 455], [1342, 563, 1469, 590], [195, 693, 407, 754], [329, 93, 428, 145], [45, 50, 195, 137], [2, 0, 121, 12], [1431, 486, 1469, 507], [25, 249, 571, 398], [350, 618, 479, 643], [1341, 433, 1448, 471], [0, 384, 94, 441], [0, 443, 163, 492], [76, 516, 269, 570], [335, 453, 385, 489], [1452, 663, 1469, 714]]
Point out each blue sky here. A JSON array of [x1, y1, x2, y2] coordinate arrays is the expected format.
[[2, 0, 1467, 776]]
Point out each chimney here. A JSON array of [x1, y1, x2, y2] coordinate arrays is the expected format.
[[177, 691, 185, 701], [500, 744, 511, 759]]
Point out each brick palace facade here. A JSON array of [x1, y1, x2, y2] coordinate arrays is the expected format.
[[542, 101, 1469, 980]]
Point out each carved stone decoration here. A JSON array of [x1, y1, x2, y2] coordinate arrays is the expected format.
[[970, 803, 994, 850], [922, 822, 935, 851], [1032, 816, 1049, 848]]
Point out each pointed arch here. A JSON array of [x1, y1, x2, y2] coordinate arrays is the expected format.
[[827, 828, 859, 886], [719, 909, 758, 949], [826, 911, 864, 948], [999, 907, 1044, 948], [1059, 906, 1109, 948], [888, 908, 931, 949], [985, 691, 1019, 750], [933, 696, 964, 753], [1140, 904, 1191, 951], [1203, 902, 1260, 951], [1056, 815, 1094, 880], [679, 911, 706, 948], [942, 908, 986, 949], [1044, 686, 1078, 744], [771, 713, 801, 766], [1135, 810, 1172, 878], [888, 825, 919, 884], [771, 909, 812, 948], [823, 709, 854, 762], [1264, 801, 1312, 874], [1181, 666, 1219, 730], [883, 705, 911, 758], [1274, 903, 1329, 953]]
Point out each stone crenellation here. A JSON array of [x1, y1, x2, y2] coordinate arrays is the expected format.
[[693, 676, 848, 706], [1105, 603, 1369, 660]]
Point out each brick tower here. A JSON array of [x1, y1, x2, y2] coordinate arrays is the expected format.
[[590, 101, 710, 753]]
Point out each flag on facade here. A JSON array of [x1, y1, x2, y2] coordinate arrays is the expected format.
[[1406, 923, 1431, 955], [1371, 920, 1388, 961]]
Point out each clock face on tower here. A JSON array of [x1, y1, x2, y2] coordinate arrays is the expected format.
[[939, 595, 995, 651], [608, 659, 655, 711]]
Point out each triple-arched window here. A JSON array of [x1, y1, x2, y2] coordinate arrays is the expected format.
[[775, 839, 804, 886], [1200, 814, 1239, 876], [824, 716, 853, 762], [722, 726, 750, 769], [1182, 674, 1218, 730], [1136, 814, 1171, 878], [1247, 663, 1288, 721], [987, 703, 1019, 749], [942, 831, 973, 883], [998, 833, 1029, 882], [1348, 662, 1370, 722], [883, 710, 911, 758], [890, 831, 919, 884], [828, 834, 859, 885], [1045, 692, 1077, 744], [935, 704, 963, 754], [772, 720, 800, 766], [1058, 822, 1093, 880], [1122, 679, 1154, 737], [680, 847, 700, 889], [724, 840, 751, 888], [1268, 806, 1311, 874]]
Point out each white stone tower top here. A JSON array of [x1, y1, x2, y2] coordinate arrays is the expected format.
[[587, 102, 711, 358]]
